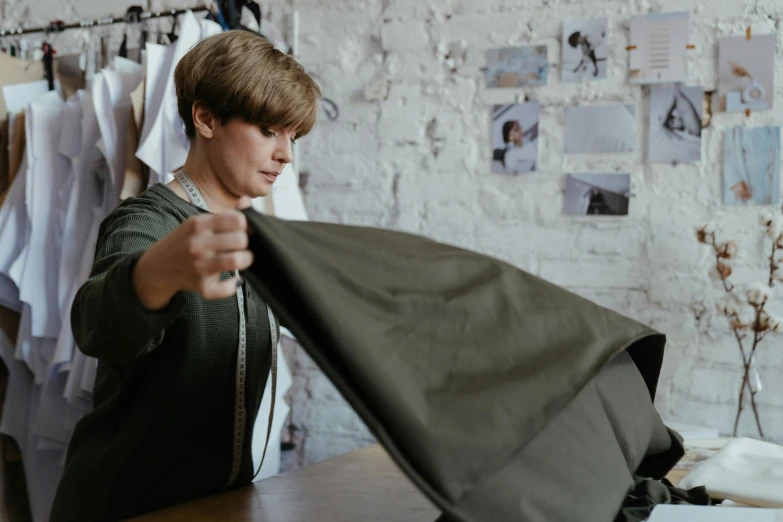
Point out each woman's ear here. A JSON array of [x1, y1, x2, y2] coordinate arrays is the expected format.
[[192, 101, 216, 139]]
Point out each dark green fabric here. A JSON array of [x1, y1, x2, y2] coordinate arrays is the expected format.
[[50, 185, 274, 522], [616, 478, 711, 522], [240, 210, 678, 522]]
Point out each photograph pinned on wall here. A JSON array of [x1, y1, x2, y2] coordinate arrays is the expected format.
[[648, 84, 703, 163], [485, 46, 548, 88], [628, 12, 689, 84], [561, 17, 608, 82], [724, 126, 780, 206], [564, 104, 636, 154], [563, 173, 630, 216], [718, 34, 775, 113], [491, 102, 540, 174]]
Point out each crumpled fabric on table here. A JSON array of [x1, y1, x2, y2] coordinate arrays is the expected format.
[[615, 476, 711, 522]]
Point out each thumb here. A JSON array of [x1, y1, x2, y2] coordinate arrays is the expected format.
[[237, 196, 252, 210]]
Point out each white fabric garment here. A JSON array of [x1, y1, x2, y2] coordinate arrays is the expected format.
[[252, 343, 292, 481], [53, 91, 104, 375], [137, 42, 175, 187], [18, 91, 69, 340], [137, 12, 221, 184], [679, 437, 783, 508], [0, 330, 63, 522], [1, 80, 62, 114], [92, 59, 143, 202], [503, 142, 537, 173], [0, 155, 27, 312], [55, 94, 83, 314]]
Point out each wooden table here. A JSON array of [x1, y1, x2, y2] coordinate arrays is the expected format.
[[130, 444, 440, 522], [129, 442, 697, 521]]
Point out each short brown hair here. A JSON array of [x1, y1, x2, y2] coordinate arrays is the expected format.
[[174, 30, 321, 140]]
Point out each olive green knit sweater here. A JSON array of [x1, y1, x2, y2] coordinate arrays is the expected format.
[[50, 184, 275, 522]]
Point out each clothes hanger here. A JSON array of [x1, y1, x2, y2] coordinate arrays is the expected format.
[[139, 20, 149, 62], [119, 31, 128, 58], [167, 13, 179, 44], [206, 0, 230, 30], [42, 41, 55, 90], [120, 6, 144, 60], [42, 21, 63, 91]]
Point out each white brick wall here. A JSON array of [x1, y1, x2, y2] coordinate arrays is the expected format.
[[4, 0, 783, 474], [291, 0, 783, 453]]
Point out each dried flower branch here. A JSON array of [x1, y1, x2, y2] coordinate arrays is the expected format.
[[696, 214, 783, 439], [729, 61, 753, 81]]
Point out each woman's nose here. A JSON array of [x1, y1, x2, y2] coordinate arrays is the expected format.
[[274, 139, 294, 164]]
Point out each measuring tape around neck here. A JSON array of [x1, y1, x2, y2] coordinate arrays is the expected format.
[[173, 169, 278, 488]]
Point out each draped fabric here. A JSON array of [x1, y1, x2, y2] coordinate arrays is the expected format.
[[240, 210, 699, 521]]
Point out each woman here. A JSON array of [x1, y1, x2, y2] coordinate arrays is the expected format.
[[50, 30, 320, 521], [500, 120, 536, 173]]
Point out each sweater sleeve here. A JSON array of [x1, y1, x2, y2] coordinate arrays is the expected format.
[[70, 205, 186, 362]]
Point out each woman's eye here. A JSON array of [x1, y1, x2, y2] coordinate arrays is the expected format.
[[290, 139, 297, 146], [261, 128, 277, 138]]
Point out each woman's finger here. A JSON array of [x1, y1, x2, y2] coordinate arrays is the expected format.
[[199, 251, 254, 274], [201, 231, 249, 254], [198, 275, 243, 300], [205, 211, 248, 233]]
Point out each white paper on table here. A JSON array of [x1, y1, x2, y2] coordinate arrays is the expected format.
[[648, 505, 783, 522], [679, 437, 783, 508]]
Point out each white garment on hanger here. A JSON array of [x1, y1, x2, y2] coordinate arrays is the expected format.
[[137, 42, 175, 187], [0, 329, 64, 522], [136, 11, 208, 183], [679, 437, 783, 508], [0, 155, 27, 312], [1, 80, 62, 114], [18, 91, 69, 340], [92, 58, 143, 202], [54, 94, 83, 314]]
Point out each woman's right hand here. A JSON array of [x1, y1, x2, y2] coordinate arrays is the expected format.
[[132, 210, 253, 311]]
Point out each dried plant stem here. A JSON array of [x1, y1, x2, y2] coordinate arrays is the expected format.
[[710, 236, 768, 439], [733, 309, 765, 438]]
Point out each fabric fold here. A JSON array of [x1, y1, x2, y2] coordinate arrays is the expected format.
[[241, 209, 679, 521]]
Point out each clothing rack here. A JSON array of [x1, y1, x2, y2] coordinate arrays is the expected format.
[[0, 6, 209, 37]]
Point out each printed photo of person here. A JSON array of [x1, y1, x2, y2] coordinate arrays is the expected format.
[[563, 173, 630, 216], [491, 103, 540, 174], [562, 18, 608, 82], [648, 84, 703, 163]]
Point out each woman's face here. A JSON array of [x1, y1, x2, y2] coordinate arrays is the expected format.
[[509, 123, 524, 147], [206, 117, 296, 199]]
